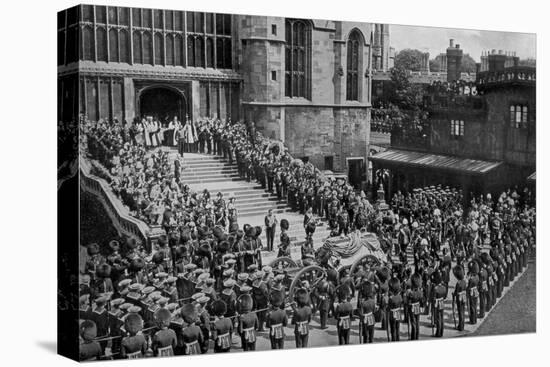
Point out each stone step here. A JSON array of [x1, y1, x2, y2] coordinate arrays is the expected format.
[[236, 201, 288, 210], [182, 162, 234, 169], [239, 207, 292, 217], [233, 196, 282, 204], [180, 172, 240, 180], [184, 176, 244, 184], [184, 166, 238, 174]]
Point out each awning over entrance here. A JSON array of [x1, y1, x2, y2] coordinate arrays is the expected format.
[[527, 172, 536, 182], [370, 149, 502, 175]]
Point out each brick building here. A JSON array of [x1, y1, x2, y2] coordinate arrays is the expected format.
[[58, 5, 385, 186], [370, 50, 536, 203]]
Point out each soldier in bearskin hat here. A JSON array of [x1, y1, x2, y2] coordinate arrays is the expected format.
[[467, 260, 480, 324], [151, 308, 177, 357], [406, 273, 424, 340], [358, 280, 377, 343], [254, 225, 264, 268], [387, 277, 403, 341], [292, 287, 312, 348], [334, 284, 354, 345], [477, 257, 489, 319], [278, 219, 291, 258], [430, 269, 447, 337], [180, 303, 204, 355], [79, 320, 102, 361], [237, 293, 259, 351], [120, 313, 147, 359], [376, 266, 390, 331], [452, 264, 467, 331], [211, 299, 233, 353], [266, 291, 288, 349], [314, 278, 331, 330]]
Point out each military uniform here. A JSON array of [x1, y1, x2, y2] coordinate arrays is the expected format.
[[292, 289, 312, 348]]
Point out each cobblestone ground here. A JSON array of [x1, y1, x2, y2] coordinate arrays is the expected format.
[[472, 260, 536, 337]]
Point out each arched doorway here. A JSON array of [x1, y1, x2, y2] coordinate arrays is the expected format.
[[138, 87, 186, 124]]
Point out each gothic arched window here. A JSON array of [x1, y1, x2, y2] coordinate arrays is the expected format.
[[346, 30, 362, 101], [285, 19, 311, 99]]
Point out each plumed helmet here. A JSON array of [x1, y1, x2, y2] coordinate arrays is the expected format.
[[468, 260, 479, 275], [411, 273, 422, 288], [280, 219, 290, 230], [80, 320, 97, 342], [124, 313, 144, 335], [130, 258, 146, 272], [213, 226, 225, 240], [295, 288, 310, 307], [389, 277, 401, 293], [180, 303, 197, 324], [431, 269, 442, 284], [337, 284, 352, 301], [237, 294, 254, 313], [453, 265, 464, 280], [154, 308, 172, 328], [96, 264, 112, 278], [152, 251, 165, 265], [270, 291, 284, 307], [87, 243, 100, 256], [211, 299, 227, 317], [254, 226, 263, 238]]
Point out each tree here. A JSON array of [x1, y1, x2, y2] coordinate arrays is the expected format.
[[389, 66, 424, 111], [429, 58, 443, 72], [394, 49, 425, 71]]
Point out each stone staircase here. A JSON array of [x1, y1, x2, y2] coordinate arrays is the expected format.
[[168, 151, 332, 248]]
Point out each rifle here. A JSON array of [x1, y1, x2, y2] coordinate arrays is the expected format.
[[355, 309, 363, 344], [385, 308, 390, 342], [405, 304, 410, 339]]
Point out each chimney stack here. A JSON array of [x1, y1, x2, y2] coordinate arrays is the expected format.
[[446, 39, 463, 82]]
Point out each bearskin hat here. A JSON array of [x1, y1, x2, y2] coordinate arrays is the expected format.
[[130, 258, 146, 272], [229, 222, 239, 233], [152, 251, 165, 265], [280, 219, 290, 231], [431, 269, 442, 284], [246, 226, 256, 238], [175, 245, 187, 259], [180, 303, 197, 324], [237, 294, 254, 313], [80, 320, 97, 342], [213, 226, 225, 240], [254, 226, 262, 238], [197, 242, 212, 257], [124, 313, 143, 335], [154, 308, 172, 328], [243, 224, 251, 235], [337, 284, 352, 301], [126, 238, 138, 249], [317, 279, 330, 293], [158, 235, 167, 246], [96, 264, 111, 279], [468, 261, 479, 275], [389, 277, 401, 294], [480, 252, 491, 266], [327, 269, 338, 284], [211, 299, 227, 317], [295, 288, 310, 307], [411, 273, 422, 289], [453, 265, 465, 280], [377, 266, 390, 282], [270, 291, 284, 307], [217, 240, 230, 253], [87, 243, 100, 256], [489, 247, 499, 261]]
